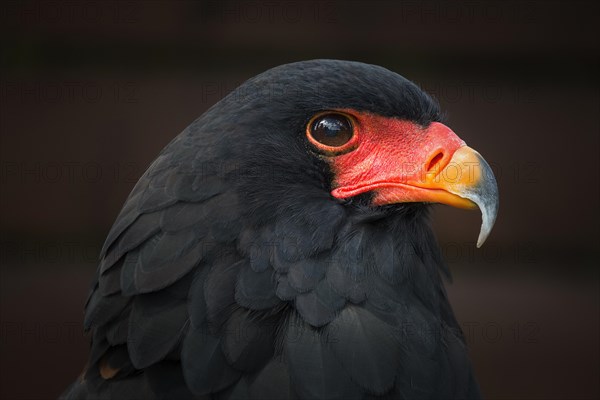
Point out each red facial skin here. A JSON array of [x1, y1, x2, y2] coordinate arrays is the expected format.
[[310, 109, 475, 209]]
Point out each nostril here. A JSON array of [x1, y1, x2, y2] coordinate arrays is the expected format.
[[426, 152, 444, 173]]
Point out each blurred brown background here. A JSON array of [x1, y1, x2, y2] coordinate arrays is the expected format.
[[1, 1, 598, 399]]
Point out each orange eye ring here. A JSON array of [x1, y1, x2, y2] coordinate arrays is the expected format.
[[306, 111, 359, 156]]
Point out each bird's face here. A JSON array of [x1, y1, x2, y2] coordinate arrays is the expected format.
[[218, 60, 498, 246], [304, 109, 498, 247]]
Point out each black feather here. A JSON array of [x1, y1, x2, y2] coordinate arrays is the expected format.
[[101, 345, 135, 378], [88, 326, 111, 367], [326, 257, 370, 304], [286, 257, 326, 293], [294, 280, 346, 327], [160, 201, 209, 233], [127, 284, 189, 368], [214, 377, 250, 400], [248, 358, 293, 400], [284, 314, 361, 399], [120, 248, 139, 296], [105, 373, 154, 400], [237, 226, 272, 273], [220, 308, 275, 371], [181, 325, 241, 395], [98, 257, 124, 296], [235, 261, 280, 310], [327, 306, 400, 395], [134, 231, 204, 293], [104, 305, 130, 345], [165, 171, 225, 202], [204, 256, 243, 330], [84, 290, 130, 331], [100, 189, 144, 256], [188, 266, 209, 328], [100, 211, 162, 273], [137, 182, 177, 214], [145, 362, 206, 400], [274, 273, 299, 301]]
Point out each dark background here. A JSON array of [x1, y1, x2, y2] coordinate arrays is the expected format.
[[1, 1, 598, 399]]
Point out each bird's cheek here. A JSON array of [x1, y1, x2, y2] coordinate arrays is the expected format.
[[329, 120, 466, 201]]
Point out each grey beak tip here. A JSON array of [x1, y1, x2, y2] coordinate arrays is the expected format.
[[474, 162, 499, 248], [464, 152, 499, 248]]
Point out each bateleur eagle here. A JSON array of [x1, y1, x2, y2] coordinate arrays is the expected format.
[[62, 60, 498, 400]]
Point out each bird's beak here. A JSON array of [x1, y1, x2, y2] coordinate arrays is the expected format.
[[411, 145, 499, 248], [330, 119, 499, 247]]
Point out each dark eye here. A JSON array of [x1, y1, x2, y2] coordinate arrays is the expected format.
[[308, 113, 354, 147]]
